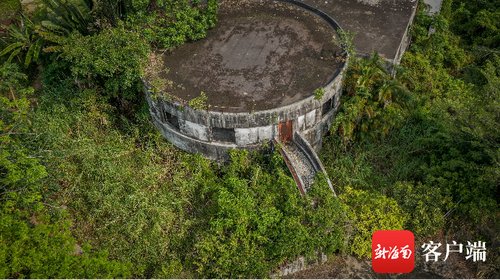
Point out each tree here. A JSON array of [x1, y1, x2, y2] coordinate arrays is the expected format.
[[332, 54, 409, 144], [59, 25, 150, 98], [340, 187, 406, 258]]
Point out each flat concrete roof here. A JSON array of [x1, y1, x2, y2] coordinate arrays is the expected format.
[[158, 1, 344, 112], [301, 0, 418, 60]]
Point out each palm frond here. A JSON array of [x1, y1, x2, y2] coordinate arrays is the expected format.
[[41, 0, 92, 35], [7, 48, 22, 63], [0, 42, 23, 57]]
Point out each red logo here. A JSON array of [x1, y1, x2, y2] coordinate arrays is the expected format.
[[372, 230, 415, 274]]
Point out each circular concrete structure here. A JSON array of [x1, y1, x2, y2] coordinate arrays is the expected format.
[[146, 0, 348, 160]]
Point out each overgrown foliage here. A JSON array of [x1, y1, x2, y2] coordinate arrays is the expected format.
[[11, 63, 346, 277], [188, 91, 208, 110], [189, 151, 345, 278], [2, 0, 218, 98], [0, 16, 43, 67], [1, 0, 498, 278], [332, 53, 409, 144], [449, 0, 499, 48], [322, 1, 499, 271], [0, 63, 132, 278], [60, 25, 150, 98], [341, 187, 406, 258], [314, 87, 325, 100], [0, 0, 20, 20], [127, 0, 218, 49]]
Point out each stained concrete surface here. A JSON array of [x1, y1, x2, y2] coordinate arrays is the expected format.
[[301, 0, 418, 60], [160, 0, 343, 112], [423, 0, 443, 15]]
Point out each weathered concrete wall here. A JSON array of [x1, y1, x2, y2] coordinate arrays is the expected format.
[[271, 252, 328, 278], [152, 69, 343, 129], [146, 68, 346, 160], [392, 0, 418, 65], [423, 0, 443, 15]]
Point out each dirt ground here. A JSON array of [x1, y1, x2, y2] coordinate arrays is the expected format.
[[288, 252, 475, 279], [159, 0, 344, 112]]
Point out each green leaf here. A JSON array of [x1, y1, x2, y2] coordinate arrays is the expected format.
[[7, 48, 21, 63], [0, 42, 23, 57]]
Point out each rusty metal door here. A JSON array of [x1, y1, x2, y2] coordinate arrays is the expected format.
[[279, 120, 293, 143]]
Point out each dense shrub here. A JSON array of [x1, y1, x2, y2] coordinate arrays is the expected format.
[[322, 0, 498, 252], [340, 187, 406, 258], [188, 151, 345, 278], [127, 0, 218, 49], [60, 26, 149, 98], [450, 0, 500, 48], [0, 63, 131, 278], [332, 54, 409, 144]]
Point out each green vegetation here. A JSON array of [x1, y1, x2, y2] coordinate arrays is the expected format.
[[314, 87, 325, 100], [60, 25, 150, 98], [24, 71, 346, 276], [188, 91, 208, 110], [323, 1, 498, 272], [0, 0, 498, 278], [0, 0, 20, 19], [1, 2, 344, 277], [0, 16, 42, 67], [341, 187, 405, 257], [0, 63, 132, 278], [332, 53, 408, 143]]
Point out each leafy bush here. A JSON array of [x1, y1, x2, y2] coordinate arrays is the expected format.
[[0, 62, 131, 278], [0, 16, 43, 67], [340, 187, 406, 258], [0, 62, 43, 208], [188, 91, 208, 110], [391, 182, 446, 236], [39, 0, 93, 36], [332, 54, 409, 144], [188, 151, 345, 278], [0, 213, 132, 278], [127, 0, 217, 49], [450, 0, 500, 48], [314, 87, 325, 100], [60, 25, 149, 98]]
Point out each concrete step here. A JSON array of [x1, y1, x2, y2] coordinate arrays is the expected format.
[[277, 132, 336, 195], [282, 141, 316, 192]]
